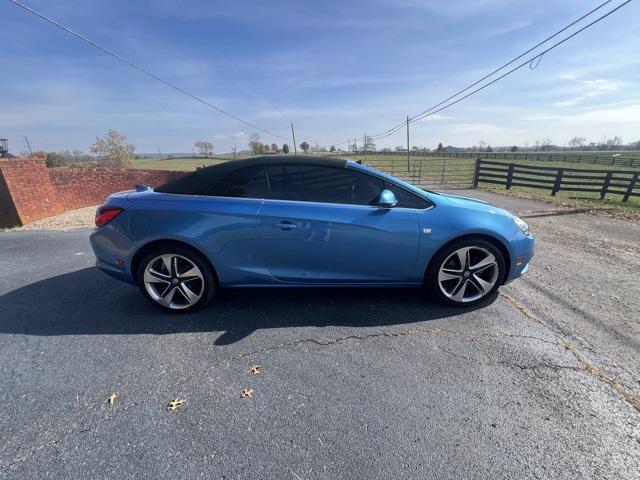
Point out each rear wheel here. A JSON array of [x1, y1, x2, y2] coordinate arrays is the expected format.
[[427, 239, 505, 307], [137, 246, 215, 313]]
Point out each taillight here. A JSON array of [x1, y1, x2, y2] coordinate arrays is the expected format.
[[95, 205, 123, 227]]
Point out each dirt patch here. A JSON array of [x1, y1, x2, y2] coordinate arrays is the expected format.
[[2, 205, 97, 232]]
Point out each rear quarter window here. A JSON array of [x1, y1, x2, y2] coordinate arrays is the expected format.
[[208, 166, 268, 198]]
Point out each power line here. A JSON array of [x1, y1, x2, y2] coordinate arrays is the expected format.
[[366, 0, 631, 142], [408, 0, 632, 124], [9, 0, 290, 141]]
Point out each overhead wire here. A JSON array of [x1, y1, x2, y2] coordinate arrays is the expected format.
[[9, 0, 290, 141], [356, 0, 630, 143]]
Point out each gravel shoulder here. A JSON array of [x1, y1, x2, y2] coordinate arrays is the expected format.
[[2, 205, 97, 232], [438, 187, 640, 401]]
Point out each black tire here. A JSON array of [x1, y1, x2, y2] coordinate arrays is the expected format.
[[426, 238, 505, 307], [136, 245, 216, 313]]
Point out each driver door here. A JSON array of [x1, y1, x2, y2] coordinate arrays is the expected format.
[[257, 165, 421, 283]]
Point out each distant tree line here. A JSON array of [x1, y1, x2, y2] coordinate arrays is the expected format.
[[370, 136, 640, 154], [30, 129, 136, 168]]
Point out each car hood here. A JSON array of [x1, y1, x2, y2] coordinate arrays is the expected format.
[[431, 192, 512, 217]]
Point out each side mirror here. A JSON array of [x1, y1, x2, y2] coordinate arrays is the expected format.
[[377, 189, 397, 208]]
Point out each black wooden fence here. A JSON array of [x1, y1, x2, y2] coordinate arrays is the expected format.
[[355, 150, 640, 167], [473, 159, 640, 202]]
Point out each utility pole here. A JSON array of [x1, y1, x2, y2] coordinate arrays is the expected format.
[[347, 139, 350, 153], [353, 138, 357, 153], [364, 133, 367, 163], [315, 140, 318, 154], [24, 136, 33, 156], [291, 123, 297, 155], [406, 115, 410, 171]]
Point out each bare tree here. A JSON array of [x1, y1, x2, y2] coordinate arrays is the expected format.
[[271, 143, 279, 153], [364, 137, 376, 152], [91, 129, 135, 168], [232, 145, 238, 160], [568, 137, 586, 150], [194, 140, 214, 158], [609, 136, 623, 150], [249, 133, 264, 155]]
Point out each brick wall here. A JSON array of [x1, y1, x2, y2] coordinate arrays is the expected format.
[[0, 158, 186, 228], [48, 167, 184, 211]]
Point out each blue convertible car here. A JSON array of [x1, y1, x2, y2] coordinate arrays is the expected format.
[[90, 156, 534, 312]]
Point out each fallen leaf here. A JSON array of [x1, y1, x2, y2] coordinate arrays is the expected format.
[[106, 393, 117, 405], [240, 389, 254, 399], [247, 364, 262, 375], [167, 397, 186, 411]]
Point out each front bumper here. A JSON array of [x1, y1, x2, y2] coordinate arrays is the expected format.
[[504, 234, 535, 284]]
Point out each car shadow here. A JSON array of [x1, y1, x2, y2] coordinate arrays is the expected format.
[[0, 267, 497, 345]]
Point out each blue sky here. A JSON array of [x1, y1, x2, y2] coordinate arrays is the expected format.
[[1, 0, 639, 154]]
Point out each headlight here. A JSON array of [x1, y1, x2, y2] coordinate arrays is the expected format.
[[513, 216, 529, 235]]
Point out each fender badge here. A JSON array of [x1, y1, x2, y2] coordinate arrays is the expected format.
[[422, 228, 432, 234]]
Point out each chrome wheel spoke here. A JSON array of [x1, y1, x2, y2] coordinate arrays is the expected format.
[[158, 286, 178, 307], [180, 282, 200, 303], [144, 268, 170, 284], [455, 247, 470, 270], [160, 255, 174, 276], [178, 266, 200, 280], [470, 253, 496, 272], [438, 270, 462, 282], [472, 274, 494, 294], [473, 264, 494, 275], [450, 279, 469, 302]]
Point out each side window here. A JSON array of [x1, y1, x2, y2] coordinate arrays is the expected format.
[[267, 165, 384, 206], [384, 182, 430, 209], [209, 166, 267, 199]]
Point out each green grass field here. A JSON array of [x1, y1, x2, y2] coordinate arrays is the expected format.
[[134, 155, 249, 171]]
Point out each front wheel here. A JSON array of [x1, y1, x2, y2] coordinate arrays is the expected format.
[[426, 239, 505, 307], [137, 246, 215, 313]]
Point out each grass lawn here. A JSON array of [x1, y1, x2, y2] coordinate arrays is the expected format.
[[134, 155, 245, 171]]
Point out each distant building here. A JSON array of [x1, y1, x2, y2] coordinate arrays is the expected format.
[[0, 139, 16, 158]]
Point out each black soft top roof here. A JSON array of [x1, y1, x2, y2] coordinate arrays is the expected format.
[[155, 156, 348, 195]]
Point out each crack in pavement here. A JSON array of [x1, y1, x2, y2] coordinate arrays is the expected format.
[[500, 292, 640, 413], [0, 399, 143, 471], [438, 346, 581, 373], [0, 326, 452, 471], [2, 301, 626, 471]]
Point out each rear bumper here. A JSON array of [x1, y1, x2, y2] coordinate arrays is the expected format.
[[90, 227, 137, 285], [95, 258, 136, 285]]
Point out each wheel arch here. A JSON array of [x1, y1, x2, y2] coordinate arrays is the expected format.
[[424, 233, 511, 285], [130, 239, 219, 286]]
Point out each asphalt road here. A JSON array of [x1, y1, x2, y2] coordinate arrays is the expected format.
[[0, 191, 638, 479]]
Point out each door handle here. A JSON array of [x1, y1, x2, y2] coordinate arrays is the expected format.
[[275, 221, 297, 231]]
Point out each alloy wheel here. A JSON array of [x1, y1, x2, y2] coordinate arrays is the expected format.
[[437, 246, 499, 303], [143, 254, 204, 310]]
